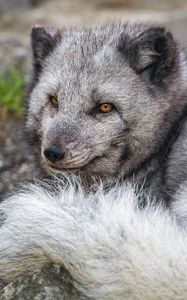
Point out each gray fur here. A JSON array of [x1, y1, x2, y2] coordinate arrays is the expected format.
[[26, 23, 187, 201]]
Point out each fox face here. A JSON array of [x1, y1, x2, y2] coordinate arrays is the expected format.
[[26, 23, 186, 183]]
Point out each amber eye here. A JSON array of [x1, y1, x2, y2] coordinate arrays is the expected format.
[[49, 96, 59, 108], [97, 103, 113, 113]]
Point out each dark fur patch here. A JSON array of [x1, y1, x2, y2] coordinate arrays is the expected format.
[[30, 26, 62, 91], [120, 145, 132, 161], [0, 211, 5, 227], [31, 26, 62, 64], [24, 123, 42, 161], [118, 26, 177, 87]]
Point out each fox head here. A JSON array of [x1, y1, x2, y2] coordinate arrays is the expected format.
[[26, 23, 187, 183]]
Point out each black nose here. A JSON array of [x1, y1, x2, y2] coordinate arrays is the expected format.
[[44, 145, 65, 163]]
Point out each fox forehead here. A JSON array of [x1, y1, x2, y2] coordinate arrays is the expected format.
[[31, 35, 139, 106], [32, 24, 134, 87], [43, 33, 122, 79]]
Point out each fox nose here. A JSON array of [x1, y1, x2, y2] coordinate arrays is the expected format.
[[44, 145, 65, 162]]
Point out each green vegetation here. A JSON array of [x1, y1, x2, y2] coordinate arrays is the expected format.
[[0, 68, 26, 115]]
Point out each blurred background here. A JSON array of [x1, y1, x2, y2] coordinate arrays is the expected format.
[[0, 0, 187, 198]]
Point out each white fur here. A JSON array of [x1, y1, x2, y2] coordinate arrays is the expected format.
[[1, 179, 187, 299]]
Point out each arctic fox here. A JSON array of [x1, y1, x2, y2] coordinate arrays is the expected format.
[[1, 23, 187, 299], [26, 23, 187, 202]]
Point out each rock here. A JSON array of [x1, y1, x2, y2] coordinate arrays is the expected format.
[[91, 0, 187, 9], [0, 0, 46, 12], [0, 117, 34, 200], [0, 265, 88, 300], [0, 36, 30, 74]]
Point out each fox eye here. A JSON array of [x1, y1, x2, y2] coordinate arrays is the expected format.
[[49, 95, 59, 108], [97, 103, 113, 113]]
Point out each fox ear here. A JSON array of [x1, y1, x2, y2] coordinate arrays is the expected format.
[[31, 25, 62, 65], [119, 27, 177, 86]]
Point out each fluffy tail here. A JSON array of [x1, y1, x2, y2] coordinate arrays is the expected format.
[[1, 179, 187, 300]]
